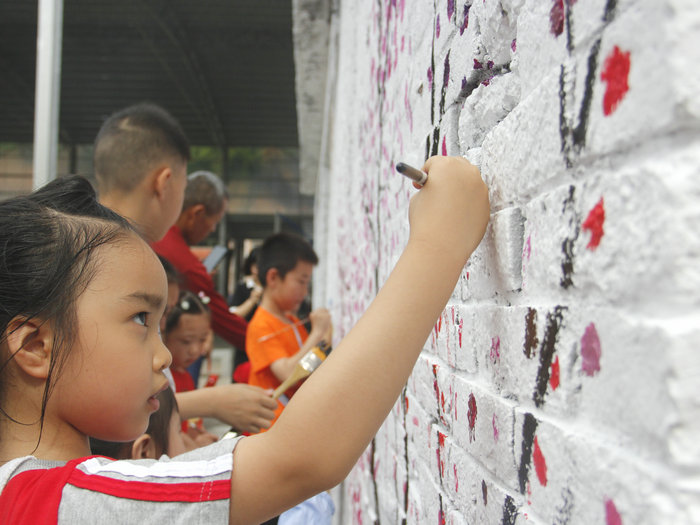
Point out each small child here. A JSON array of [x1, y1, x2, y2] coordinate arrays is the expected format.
[[246, 232, 333, 429], [90, 386, 187, 460], [164, 290, 218, 447], [0, 156, 489, 524]]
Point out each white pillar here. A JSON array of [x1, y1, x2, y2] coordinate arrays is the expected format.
[[32, 0, 64, 190]]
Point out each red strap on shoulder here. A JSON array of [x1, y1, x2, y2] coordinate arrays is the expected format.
[[0, 457, 86, 525]]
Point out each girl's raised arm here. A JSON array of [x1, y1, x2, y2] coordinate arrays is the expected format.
[[229, 156, 490, 525]]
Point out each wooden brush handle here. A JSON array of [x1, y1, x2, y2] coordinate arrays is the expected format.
[[272, 346, 327, 400]]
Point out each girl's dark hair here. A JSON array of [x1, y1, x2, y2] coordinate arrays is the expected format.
[[164, 290, 210, 335], [90, 387, 179, 459], [242, 247, 260, 276], [157, 255, 182, 286], [0, 176, 135, 445]]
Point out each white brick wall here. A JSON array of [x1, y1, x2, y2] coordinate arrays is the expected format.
[[312, 1, 700, 523]]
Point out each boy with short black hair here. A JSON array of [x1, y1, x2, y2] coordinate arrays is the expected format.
[[246, 232, 333, 429]]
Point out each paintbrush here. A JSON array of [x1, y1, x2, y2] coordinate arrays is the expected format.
[[272, 340, 331, 400], [256, 317, 310, 342], [395, 162, 428, 186]]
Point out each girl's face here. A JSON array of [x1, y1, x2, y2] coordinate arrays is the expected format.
[[50, 235, 172, 443], [164, 313, 211, 370]]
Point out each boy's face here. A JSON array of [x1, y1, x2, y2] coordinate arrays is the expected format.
[[269, 260, 314, 314]]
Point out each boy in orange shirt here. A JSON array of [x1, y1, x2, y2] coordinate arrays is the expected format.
[[246, 233, 332, 429]]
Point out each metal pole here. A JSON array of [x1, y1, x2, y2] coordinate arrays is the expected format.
[[32, 0, 64, 190]]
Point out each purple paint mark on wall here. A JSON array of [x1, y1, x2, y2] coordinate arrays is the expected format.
[[460, 4, 470, 35], [447, 0, 455, 21], [605, 498, 623, 525], [441, 135, 447, 156], [427, 66, 434, 91], [511, 38, 517, 52], [581, 322, 601, 376], [523, 234, 532, 261], [492, 414, 499, 442], [473, 58, 483, 69], [436, 14, 441, 38]]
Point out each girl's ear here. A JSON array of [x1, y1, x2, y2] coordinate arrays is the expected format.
[[131, 434, 158, 460], [5, 317, 53, 379]]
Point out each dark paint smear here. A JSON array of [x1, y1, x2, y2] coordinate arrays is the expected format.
[[533, 306, 566, 408], [430, 46, 436, 125], [603, 0, 618, 22], [502, 495, 518, 525], [524, 308, 539, 358], [467, 393, 477, 442], [439, 52, 450, 117], [482, 480, 488, 505], [573, 39, 601, 149], [432, 127, 441, 156], [402, 388, 410, 525], [560, 186, 578, 289], [555, 487, 575, 525], [518, 412, 538, 493], [561, 237, 575, 289]]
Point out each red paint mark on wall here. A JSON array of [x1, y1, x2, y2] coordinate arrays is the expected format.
[[458, 317, 464, 348], [581, 322, 602, 376], [437, 431, 446, 477], [601, 46, 631, 116], [441, 135, 447, 156], [460, 4, 470, 35], [492, 414, 499, 442], [523, 234, 532, 260], [533, 436, 548, 486], [550, 0, 565, 36], [490, 336, 501, 363], [467, 393, 477, 442], [605, 498, 623, 525], [447, 0, 455, 20], [436, 14, 441, 38], [550, 0, 577, 36], [549, 356, 560, 390], [582, 198, 605, 249], [454, 464, 459, 492]]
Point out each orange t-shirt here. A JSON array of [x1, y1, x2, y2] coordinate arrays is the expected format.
[[246, 307, 308, 428]]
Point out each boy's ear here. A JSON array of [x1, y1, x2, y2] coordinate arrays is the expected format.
[[131, 434, 158, 460], [152, 165, 173, 200], [5, 317, 52, 380], [265, 267, 280, 286]]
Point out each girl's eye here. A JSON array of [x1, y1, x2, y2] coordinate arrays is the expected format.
[[133, 312, 149, 327]]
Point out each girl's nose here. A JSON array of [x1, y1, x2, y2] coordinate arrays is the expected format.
[[155, 339, 172, 371]]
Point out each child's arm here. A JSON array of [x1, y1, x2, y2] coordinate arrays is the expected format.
[[229, 156, 490, 524], [269, 308, 332, 382]]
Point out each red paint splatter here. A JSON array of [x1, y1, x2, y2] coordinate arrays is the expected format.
[[549, 0, 577, 36], [492, 414, 499, 442], [511, 38, 517, 52], [523, 234, 532, 261], [549, 356, 560, 390], [438, 313, 443, 332], [454, 464, 459, 492], [550, 0, 565, 36], [605, 498, 623, 525], [473, 58, 483, 69], [490, 336, 501, 363], [441, 135, 447, 156], [458, 317, 464, 347], [437, 431, 446, 477], [581, 322, 601, 376], [582, 197, 605, 249], [438, 510, 446, 525], [412, 416, 420, 426], [601, 46, 631, 116], [533, 436, 548, 486], [467, 393, 477, 442], [427, 66, 433, 91]]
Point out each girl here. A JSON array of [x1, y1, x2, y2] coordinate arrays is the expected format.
[[164, 290, 219, 447], [0, 156, 489, 524], [164, 290, 214, 393]]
